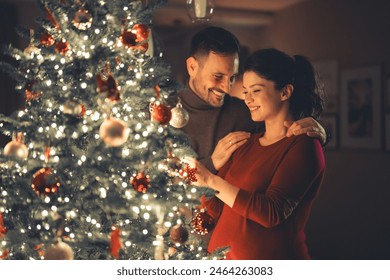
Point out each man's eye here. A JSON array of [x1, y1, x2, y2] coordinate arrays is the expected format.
[[214, 75, 223, 80]]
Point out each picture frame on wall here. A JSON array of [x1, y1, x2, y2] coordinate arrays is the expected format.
[[313, 60, 339, 113], [340, 64, 382, 149], [321, 114, 338, 149]]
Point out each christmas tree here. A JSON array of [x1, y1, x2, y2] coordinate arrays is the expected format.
[[0, 0, 221, 260]]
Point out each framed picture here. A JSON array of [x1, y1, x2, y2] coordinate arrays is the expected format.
[[340, 65, 382, 149], [321, 114, 338, 149], [386, 114, 390, 151], [313, 60, 339, 113]]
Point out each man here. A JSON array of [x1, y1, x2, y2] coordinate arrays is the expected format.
[[178, 26, 326, 173]]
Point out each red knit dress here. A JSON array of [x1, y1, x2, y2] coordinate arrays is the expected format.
[[206, 133, 325, 260]]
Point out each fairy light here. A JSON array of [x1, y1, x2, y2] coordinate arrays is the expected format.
[[142, 229, 148, 235], [99, 188, 107, 198], [164, 221, 172, 228], [94, 29, 100, 34], [143, 213, 150, 220], [132, 207, 140, 214], [46, 80, 52, 86]]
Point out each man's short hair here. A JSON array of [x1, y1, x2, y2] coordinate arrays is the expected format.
[[189, 26, 240, 58]]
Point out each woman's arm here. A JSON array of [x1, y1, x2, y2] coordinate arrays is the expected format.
[[194, 136, 325, 227]]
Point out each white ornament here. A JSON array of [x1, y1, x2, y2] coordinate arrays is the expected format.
[[169, 101, 189, 128]]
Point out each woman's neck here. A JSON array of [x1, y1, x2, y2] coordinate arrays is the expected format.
[[260, 113, 293, 146]]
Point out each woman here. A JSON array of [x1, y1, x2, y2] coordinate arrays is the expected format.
[[192, 48, 326, 260]]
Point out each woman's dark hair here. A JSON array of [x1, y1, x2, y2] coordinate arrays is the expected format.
[[244, 48, 324, 120], [189, 27, 240, 58]]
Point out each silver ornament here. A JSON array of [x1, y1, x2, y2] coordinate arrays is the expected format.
[[169, 102, 189, 128]]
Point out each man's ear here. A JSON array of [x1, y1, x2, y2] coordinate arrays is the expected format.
[[281, 84, 294, 101], [186, 56, 198, 77]]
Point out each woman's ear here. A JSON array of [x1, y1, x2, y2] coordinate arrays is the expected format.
[[281, 84, 294, 101], [186, 56, 198, 77]]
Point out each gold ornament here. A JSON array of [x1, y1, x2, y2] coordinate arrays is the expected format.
[[3, 140, 29, 159], [44, 239, 74, 260], [99, 118, 129, 147]]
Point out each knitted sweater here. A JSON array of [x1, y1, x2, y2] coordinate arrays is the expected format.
[[178, 88, 259, 172]]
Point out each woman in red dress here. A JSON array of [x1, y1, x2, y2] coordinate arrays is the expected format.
[[192, 48, 326, 260]]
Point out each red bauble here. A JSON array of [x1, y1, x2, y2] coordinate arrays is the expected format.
[[130, 172, 151, 193], [191, 210, 215, 235], [54, 41, 70, 55], [0, 212, 7, 239], [40, 32, 55, 47], [25, 81, 42, 102], [169, 224, 189, 244], [96, 74, 120, 102], [150, 103, 172, 125], [31, 167, 61, 196], [132, 23, 150, 42], [120, 30, 137, 47]]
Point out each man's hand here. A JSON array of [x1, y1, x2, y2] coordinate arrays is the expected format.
[[284, 117, 326, 145], [211, 131, 250, 171]]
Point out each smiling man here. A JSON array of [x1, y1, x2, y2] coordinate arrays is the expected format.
[[178, 27, 326, 174]]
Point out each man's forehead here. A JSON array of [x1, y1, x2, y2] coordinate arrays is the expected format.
[[206, 52, 239, 74]]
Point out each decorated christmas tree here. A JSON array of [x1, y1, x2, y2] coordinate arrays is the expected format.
[[0, 0, 221, 260]]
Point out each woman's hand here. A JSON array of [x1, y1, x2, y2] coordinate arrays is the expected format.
[[211, 131, 250, 171], [183, 158, 215, 188]]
